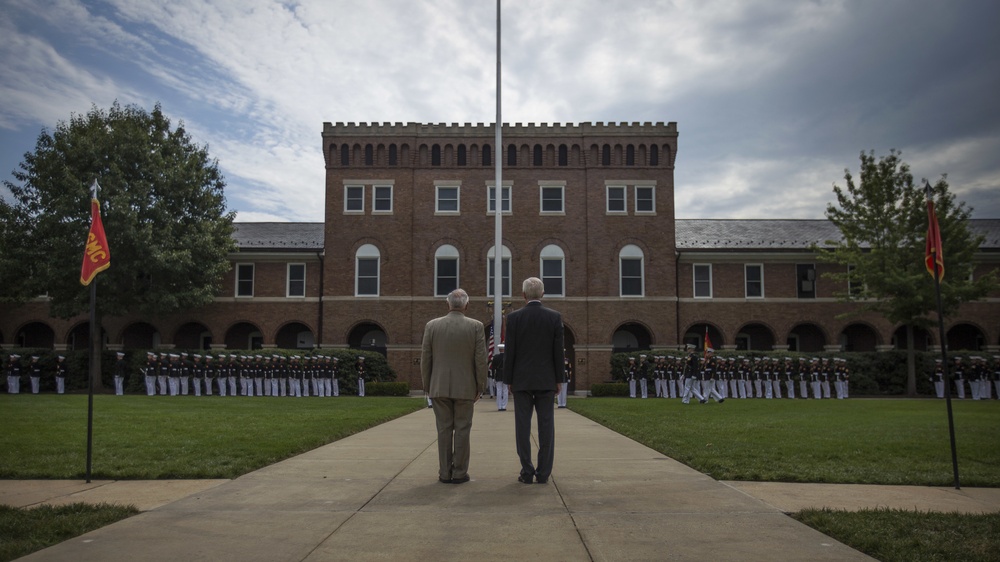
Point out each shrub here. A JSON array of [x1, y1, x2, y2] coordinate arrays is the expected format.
[[365, 382, 410, 396], [590, 383, 629, 397]]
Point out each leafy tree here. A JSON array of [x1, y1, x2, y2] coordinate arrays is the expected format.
[[818, 150, 998, 395], [1, 102, 235, 319]]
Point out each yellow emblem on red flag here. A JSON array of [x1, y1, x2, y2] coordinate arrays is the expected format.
[[80, 196, 111, 286]]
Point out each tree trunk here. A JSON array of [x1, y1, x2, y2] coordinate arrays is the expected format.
[[906, 323, 917, 396]]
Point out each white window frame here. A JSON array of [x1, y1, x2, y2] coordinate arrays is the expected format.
[[344, 185, 364, 213], [539, 182, 565, 215], [693, 263, 713, 298], [634, 184, 656, 214], [372, 184, 393, 214], [619, 244, 644, 297], [434, 245, 460, 297], [355, 244, 380, 297], [486, 245, 511, 297], [287, 263, 306, 298], [744, 264, 764, 299], [606, 185, 627, 214], [540, 244, 565, 297], [236, 263, 254, 297], [435, 181, 461, 215], [486, 182, 512, 215]]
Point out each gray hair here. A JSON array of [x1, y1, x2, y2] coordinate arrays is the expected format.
[[447, 288, 470, 310], [522, 277, 544, 300]]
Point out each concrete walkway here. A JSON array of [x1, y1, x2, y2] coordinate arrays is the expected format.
[[8, 400, 997, 561]]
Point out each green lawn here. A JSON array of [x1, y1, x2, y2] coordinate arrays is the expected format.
[[0, 395, 425, 479], [567, 398, 1000, 487]]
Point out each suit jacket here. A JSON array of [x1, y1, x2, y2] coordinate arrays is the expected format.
[[421, 311, 488, 400], [501, 301, 564, 392]]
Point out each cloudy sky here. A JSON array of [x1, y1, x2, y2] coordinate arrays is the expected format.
[[2, 0, 998, 222]]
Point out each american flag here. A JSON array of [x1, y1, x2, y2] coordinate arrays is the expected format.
[[487, 323, 495, 364]]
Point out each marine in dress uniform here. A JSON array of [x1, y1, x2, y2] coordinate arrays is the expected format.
[[29, 356, 42, 394], [952, 356, 966, 399], [203, 355, 215, 396], [6, 354, 21, 394], [784, 357, 796, 399], [809, 358, 822, 399], [179, 352, 190, 395], [638, 354, 650, 399], [356, 356, 366, 396], [191, 355, 203, 396], [143, 352, 157, 396], [680, 346, 706, 404], [930, 359, 945, 398], [113, 352, 127, 395], [331, 357, 340, 397], [55, 355, 67, 394], [797, 358, 809, 399], [493, 346, 508, 411], [625, 357, 637, 398], [557, 357, 571, 407], [157, 353, 169, 395], [770, 357, 782, 399], [167, 354, 181, 396]]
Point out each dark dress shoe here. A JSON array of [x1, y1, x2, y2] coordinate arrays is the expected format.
[[518, 474, 534, 484], [439, 477, 452, 484], [536, 477, 548, 484], [451, 475, 470, 484]]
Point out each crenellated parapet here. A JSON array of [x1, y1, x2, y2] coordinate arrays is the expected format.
[[322, 121, 678, 138]]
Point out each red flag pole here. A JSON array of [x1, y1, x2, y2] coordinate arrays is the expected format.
[[926, 181, 959, 489]]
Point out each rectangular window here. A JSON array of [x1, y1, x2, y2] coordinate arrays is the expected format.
[[344, 185, 364, 213], [487, 258, 510, 297], [541, 258, 564, 297], [635, 185, 655, 213], [236, 263, 254, 297], [435, 258, 458, 296], [373, 185, 393, 213], [607, 186, 626, 213], [488, 185, 511, 214], [797, 264, 816, 298], [745, 264, 763, 298], [540, 185, 564, 214], [287, 263, 305, 297], [356, 258, 379, 296], [436, 186, 459, 213], [620, 258, 643, 296], [693, 264, 712, 298]]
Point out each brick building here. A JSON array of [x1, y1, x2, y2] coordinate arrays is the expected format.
[[2, 122, 998, 392]]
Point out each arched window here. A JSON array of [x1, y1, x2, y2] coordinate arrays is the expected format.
[[432, 144, 441, 166], [340, 145, 350, 166], [540, 245, 565, 297], [482, 144, 492, 166], [486, 245, 511, 297], [533, 144, 543, 166], [388, 144, 398, 166], [457, 145, 467, 166], [364, 144, 374, 166], [602, 144, 611, 166], [434, 245, 460, 296], [507, 144, 517, 166], [619, 245, 644, 297], [650, 144, 659, 166], [558, 145, 568, 166], [356, 244, 380, 296], [626, 145, 635, 166]]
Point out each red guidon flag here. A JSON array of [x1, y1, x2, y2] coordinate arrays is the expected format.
[[80, 189, 110, 286], [924, 183, 944, 280]]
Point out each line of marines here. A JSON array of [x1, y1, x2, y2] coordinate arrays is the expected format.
[[138, 353, 369, 398], [929, 355, 1000, 400], [3, 352, 370, 397], [621, 349, 857, 402]]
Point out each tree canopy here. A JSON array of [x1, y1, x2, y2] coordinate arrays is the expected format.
[[1, 102, 235, 318], [818, 150, 998, 393]]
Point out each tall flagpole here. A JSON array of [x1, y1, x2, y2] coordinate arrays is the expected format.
[[493, 0, 503, 337], [926, 180, 959, 489], [86, 179, 98, 483]]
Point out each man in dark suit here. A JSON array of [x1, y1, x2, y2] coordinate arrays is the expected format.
[[502, 277, 564, 484], [421, 288, 488, 484]]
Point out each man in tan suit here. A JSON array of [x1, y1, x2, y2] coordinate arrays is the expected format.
[[421, 288, 488, 484]]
